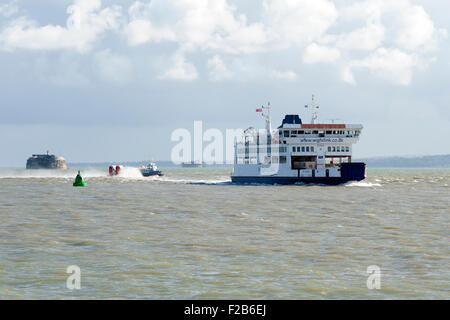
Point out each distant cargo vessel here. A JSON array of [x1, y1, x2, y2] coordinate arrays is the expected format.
[[26, 151, 67, 170], [231, 97, 366, 185], [182, 161, 203, 168]]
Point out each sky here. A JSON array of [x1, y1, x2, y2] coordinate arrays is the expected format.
[[0, 0, 449, 166]]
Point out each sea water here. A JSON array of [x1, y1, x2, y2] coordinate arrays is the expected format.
[[0, 167, 448, 299]]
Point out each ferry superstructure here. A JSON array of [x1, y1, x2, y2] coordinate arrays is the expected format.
[[231, 97, 365, 185]]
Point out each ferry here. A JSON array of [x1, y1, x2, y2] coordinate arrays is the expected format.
[[231, 96, 365, 185], [139, 162, 164, 177]]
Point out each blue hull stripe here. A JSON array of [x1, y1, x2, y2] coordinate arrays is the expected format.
[[231, 176, 364, 185]]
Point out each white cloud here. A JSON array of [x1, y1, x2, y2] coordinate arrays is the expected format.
[[124, 1, 177, 45], [330, 0, 446, 84], [0, 0, 447, 85], [0, 0, 121, 52], [207, 55, 233, 81], [303, 43, 340, 63], [338, 0, 443, 52], [394, 4, 436, 51], [341, 67, 356, 85], [94, 49, 132, 84], [124, 0, 269, 54], [32, 54, 91, 87], [159, 53, 199, 81], [335, 22, 385, 51], [125, 19, 176, 46], [0, 0, 18, 17], [263, 0, 338, 47], [271, 70, 297, 80], [345, 48, 418, 85]]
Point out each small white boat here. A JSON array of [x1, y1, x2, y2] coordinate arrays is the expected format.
[[139, 162, 164, 177]]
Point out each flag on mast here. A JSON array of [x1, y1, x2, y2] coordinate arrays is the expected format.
[[256, 107, 263, 112]]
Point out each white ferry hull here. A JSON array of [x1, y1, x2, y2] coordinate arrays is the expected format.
[[231, 163, 365, 185]]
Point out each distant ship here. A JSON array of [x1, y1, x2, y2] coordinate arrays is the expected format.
[[182, 161, 203, 168], [231, 97, 366, 185], [26, 151, 67, 170]]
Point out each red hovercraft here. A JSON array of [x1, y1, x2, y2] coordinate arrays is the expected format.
[[108, 165, 123, 176]]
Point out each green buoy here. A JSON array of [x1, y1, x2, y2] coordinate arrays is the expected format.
[[73, 171, 86, 187]]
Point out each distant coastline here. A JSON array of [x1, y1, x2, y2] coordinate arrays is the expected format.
[[67, 161, 231, 168], [354, 154, 450, 168], [67, 154, 450, 169]]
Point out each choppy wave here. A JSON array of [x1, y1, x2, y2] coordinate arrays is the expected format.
[[0, 168, 105, 179], [345, 181, 382, 187], [0, 167, 232, 185], [158, 176, 232, 185]]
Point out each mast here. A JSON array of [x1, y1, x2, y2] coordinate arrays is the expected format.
[[305, 95, 319, 124], [262, 102, 272, 134], [311, 95, 318, 124]]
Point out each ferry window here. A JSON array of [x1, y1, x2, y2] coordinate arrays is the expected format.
[[332, 146, 336, 152], [291, 130, 297, 135], [328, 146, 331, 152], [301, 146, 305, 152], [306, 146, 310, 152], [346, 146, 350, 152], [292, 147, 296, 152], [284, 130, 290, 137], [326, 130, 332, 134], [311, 146, 314, 152], [312, 130, 318, 134], [298, 130, 304, 134], [305, 130, 311, 135], [280, 156, 287, 163]]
